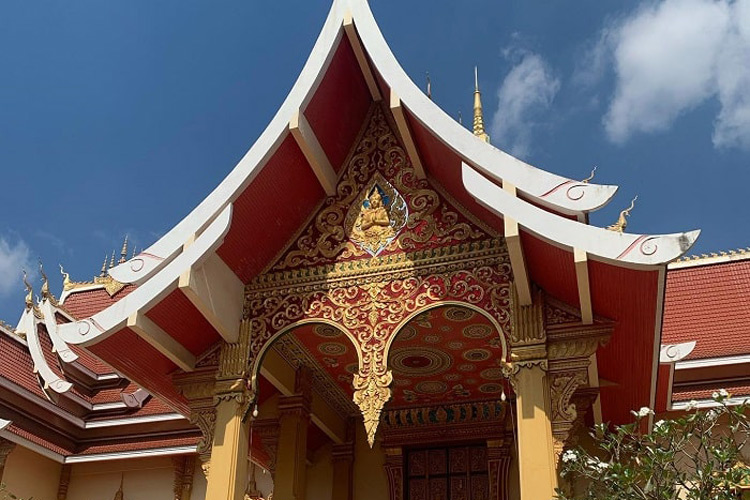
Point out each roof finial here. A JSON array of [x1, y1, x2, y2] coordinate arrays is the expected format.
[[473, 66, 490, 143], [582, 166, 597, 184], [100, 254, 108, 277], [22, 270, 33, 310], [458, 110, 463, 126], [426, 72, 432, 100], [119, 235, 129, 264], [109, 250, 116, 270], [113, 474, 124, 500], [59, 264, 73, 291], [39, 260, 50, 299], [606, 196, 638, 233]]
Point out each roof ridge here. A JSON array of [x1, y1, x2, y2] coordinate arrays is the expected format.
[[669, 247, 750, 269]]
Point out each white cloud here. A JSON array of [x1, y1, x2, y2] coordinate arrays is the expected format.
[[594, 0, 750, 148], [491, 52, 560, 157], [0, 237, 33, 298]]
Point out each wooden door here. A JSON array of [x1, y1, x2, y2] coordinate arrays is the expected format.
[[405, 445, 490, 500]]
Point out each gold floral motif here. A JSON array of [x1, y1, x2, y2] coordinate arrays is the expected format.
[[353, 370, 393, 447]]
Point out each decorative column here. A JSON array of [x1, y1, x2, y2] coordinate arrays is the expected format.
[[0, 438, 15, 484], [274, 366, 312, 500], [503, 287, 558, 500], [172, 455, 196, 500], [383, 447, 404, 500], [57, 464, 72, 500], [205, 322, 252, 500], [487, 439, 511, 500], [331, 442, 354, 500]]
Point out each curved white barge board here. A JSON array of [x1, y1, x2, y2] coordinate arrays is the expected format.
[[462, 164, 699, 267], [57, 206, 233, 346], [109, 0, 617, 285]]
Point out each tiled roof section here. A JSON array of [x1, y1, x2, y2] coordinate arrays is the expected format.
[[0, 335, 46, 399], [62, 284, 136, 319], [69, 344, 116, 376], [663, 259, 750, 360], [6, 424, 73, 455], [672, 381, 750, 402], [75, 434, 200, 455]]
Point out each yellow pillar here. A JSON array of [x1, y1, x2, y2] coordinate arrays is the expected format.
[[512, 361, 558, 500], [505, 286, 558, 500], [205, 378, 251, 500], [274, 368, 312, 500]]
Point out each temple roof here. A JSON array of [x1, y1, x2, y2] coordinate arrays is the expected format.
[[8, 0, 700, 427]]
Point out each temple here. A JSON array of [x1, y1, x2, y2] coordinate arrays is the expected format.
[[3, 0, 746, 499]]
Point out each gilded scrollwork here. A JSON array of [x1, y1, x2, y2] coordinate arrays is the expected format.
[[353, 370, 393, 447]]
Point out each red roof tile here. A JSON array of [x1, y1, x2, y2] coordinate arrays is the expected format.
[[663, 259, 750, 360], [62, 285, 136, 319], [672, 380, 750, 402], [75, 434, 200, 455]]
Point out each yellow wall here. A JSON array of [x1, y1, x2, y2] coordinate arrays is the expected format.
[[67, 456, 174, 500], [3, 445, 62, 500], [352, 425, 388, 500], [305, 443, 333, 499]]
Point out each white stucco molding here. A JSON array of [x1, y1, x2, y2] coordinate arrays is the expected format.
[[15, 308, 73, 395], [56, 206, 233, 347], [462, 164, 699, 267], [660, 342, 697, 363], [109, 0, 617, 286]]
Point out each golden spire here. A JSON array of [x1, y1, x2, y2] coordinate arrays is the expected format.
[[119, 235, 129, 264], [113, 474, 124, 500], [473, 67, 490, 143], [109, 250, 116, 270], [22, 271, 33, 310], [100, 254, 108, 277]]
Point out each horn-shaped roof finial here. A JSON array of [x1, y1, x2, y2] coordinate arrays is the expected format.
[[59, 264, 73, 291], [39, 260, 50, 299], [473, 67, 490, 143], [22, 270, 33, 310]]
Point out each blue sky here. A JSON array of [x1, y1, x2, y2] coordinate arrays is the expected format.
[[0, 0, 749, 321]]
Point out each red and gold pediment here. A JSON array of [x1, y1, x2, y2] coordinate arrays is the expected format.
[[265, 104, 498, 275], [245, 104, 512, 447]]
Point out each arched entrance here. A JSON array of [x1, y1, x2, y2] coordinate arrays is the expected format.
[[379, 304, 513, 500], [249, 320, 362, 500]]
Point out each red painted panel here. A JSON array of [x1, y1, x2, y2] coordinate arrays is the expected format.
[[88, 328, 189, 414], [654, 364, 672, 413], [520, 232, 579, 307], [405, 111, 504, 234], [589, 262, 660, 425], [217, 134, 326, 283], [146, 289, 221, 356], [306, 37, 372, 172]]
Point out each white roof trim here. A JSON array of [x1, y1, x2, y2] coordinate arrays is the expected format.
[[108, 0, 618, 286], [56, 206, 232, 347], [17, 308, 73, 395], [0, 418, 10, 432], [39, 299, 78, 364], [83, 413, 186, 429], [0, 428, 198, 464], [462, 163, 699, 267], [64, 445, 197, 464], [348, 0, 617, 215], [676, 354, 750, 370], [660, 342, 697, 363]]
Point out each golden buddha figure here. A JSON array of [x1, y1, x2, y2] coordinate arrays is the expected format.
[[360, 189, 391, 231]]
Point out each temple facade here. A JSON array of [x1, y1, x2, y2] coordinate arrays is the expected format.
[[3, 0, 746, 499]]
